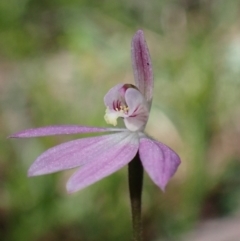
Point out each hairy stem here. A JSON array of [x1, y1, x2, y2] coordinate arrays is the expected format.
[[128, 152, 144, 241]]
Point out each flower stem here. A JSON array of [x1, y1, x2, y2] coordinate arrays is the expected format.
[[128, 152, 143, 241]]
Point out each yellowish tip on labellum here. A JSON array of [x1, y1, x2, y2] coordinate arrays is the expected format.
[[104, 107, 119, 126]]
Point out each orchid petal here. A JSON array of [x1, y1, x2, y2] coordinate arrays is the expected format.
[[131, 30, 153, 103], [66, 132, 139, 193], [124, 88, 149, 131], [28, 132, 134, 176], [9, 125, 122, 138], [139, 137, 181, 191], [104, 83, 126, 110]]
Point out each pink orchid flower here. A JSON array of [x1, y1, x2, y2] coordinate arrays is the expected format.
[[10, 30, 180, 193]]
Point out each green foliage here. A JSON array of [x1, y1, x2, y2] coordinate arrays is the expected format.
[[1, 1, 240, 240]]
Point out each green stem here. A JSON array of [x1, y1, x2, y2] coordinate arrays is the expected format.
[[128, 152, 143, 241]]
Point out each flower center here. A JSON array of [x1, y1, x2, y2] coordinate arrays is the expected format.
[[104, 105, 128, 126], [115, 105, 129, 114], [104, 83, 150, 131]]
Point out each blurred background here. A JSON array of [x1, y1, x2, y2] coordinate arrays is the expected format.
[[1, 0, 240, 240]]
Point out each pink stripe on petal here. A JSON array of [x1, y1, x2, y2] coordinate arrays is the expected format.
[[66, 132, 139, 193], [139, 137, 180, 191], [131, 30, 153, 103], [104, 83, 125, 110], [125, 88, 149, 116], [28, 132, 134, 176], [124, 88, 149, 131], [9, 125, 122, 138]]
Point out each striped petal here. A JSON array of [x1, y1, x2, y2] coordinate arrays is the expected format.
[[139, 137, 180, 191], [67, 132, 139, 193], [131, 30, 153, 103], [9, 125, 123, 138], [124, 88, 149, 131], [104, 83, 126, 110], [28, 132, 135, 176]]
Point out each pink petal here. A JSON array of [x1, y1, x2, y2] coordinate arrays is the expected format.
[[9, 125, 122, 138], [28, 132, 134, 176], [104, 83, 126, 110], [131, 30, 153, 103], [104, 83, 137, 111], [139, 137, 181, 191], [66, 132, 139, 193], [124, 88, 149, 131]]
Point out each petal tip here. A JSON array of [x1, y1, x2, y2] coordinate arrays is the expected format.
[[160, 186, 166, 193], [27, 169, 37, 177], [28, 166, 46, 177], [66, 182, 77, 194], [159, 182, 167, 192], [134, 29, 144, 37], [27, 172, 33, 177]]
